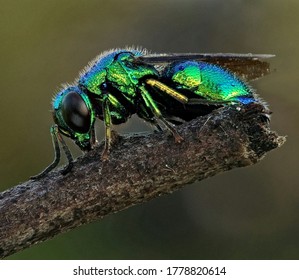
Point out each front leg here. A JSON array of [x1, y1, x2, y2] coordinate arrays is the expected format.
[[31, 125, 74, 179]]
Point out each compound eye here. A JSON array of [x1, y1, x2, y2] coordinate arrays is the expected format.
[[61, 91, 91, 133]]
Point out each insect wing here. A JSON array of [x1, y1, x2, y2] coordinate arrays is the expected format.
[[136, 53, 275, 81]]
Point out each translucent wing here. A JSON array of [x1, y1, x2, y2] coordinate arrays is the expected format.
[[135, 53, 275, 81]]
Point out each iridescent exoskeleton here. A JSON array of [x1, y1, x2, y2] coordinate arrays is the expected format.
[[31, 48, 274, 179]]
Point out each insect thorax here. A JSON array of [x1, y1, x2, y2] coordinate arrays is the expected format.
[[79, 50, 158, 101]]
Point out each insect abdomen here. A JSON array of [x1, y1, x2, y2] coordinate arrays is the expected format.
[[163, 61, 254, 104]]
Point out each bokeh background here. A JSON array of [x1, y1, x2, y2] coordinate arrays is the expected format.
[[0, 0, 298, 259]]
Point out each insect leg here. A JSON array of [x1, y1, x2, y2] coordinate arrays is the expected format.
[[90, 126, 97, 147], [139, 85, 183, 143], [102, 97, 112, 160], [57, 128, 74, 175], [30, 125, 73, 179], [146, 78, 234, 106], [146, 78, 188, 104]]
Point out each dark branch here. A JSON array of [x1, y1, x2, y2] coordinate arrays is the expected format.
[[0, 103, 285, 258]]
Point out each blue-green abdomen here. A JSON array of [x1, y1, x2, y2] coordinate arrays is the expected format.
[[164, 61, 254, 104]]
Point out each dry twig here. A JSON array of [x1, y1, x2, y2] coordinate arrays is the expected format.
[[0, 103, 285, 258]]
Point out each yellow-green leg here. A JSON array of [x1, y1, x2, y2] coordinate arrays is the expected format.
[[102, 98, 112, 160], [146, 78, 189, 104], [139, 85, 183, 143]]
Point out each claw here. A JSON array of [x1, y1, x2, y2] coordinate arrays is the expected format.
[[174, 133, 184, 143], [101, 148, 110, 161]]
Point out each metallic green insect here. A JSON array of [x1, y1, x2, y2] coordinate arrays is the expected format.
[[31, 48, 273, 179]]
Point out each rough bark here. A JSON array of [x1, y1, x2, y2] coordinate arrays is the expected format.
[[0, 103, 285, 258]]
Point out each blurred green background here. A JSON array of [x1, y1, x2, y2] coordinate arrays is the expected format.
[[0, 0, 298, 259]]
